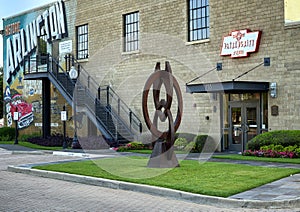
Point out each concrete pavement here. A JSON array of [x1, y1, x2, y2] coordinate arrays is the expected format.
[[1, 144, 300, 211], [1, 150, 225, 212]]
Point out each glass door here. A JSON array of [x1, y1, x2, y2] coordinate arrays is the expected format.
[[245, 103, 258, 142], [229, 101, 259, 152], [231, 106, 242, 146]]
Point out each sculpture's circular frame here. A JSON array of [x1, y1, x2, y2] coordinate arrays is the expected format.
[[142, 70, 183, 140]]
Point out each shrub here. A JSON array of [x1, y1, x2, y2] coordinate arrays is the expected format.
[[260, 144, 284, 152], [174, 133, 209, 153], [173, 134, 209, 153], [115, 135, 209, 153], [295, 147, 300, 155], [115, 141, 148, 152], [175, 133, 197, 143], [191, 135, 208, 153], [174, 138, 188, 150], [19, 133, 41, 142], [284, 145, 298, 152], [27, 133, 73, 147], [243, 149, 298, 158], [184, 141, 196, 152], [247, 130, 300, 150], [127, 141, 146, 150], [0, 127, 15, 141]]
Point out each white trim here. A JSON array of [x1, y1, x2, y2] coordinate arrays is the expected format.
[[186, 39, 210, 46]]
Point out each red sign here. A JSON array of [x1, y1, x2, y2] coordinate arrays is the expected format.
[[220, 29, 261, 58]]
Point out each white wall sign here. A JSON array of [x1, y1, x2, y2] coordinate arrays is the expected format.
[[59, 40, 72, 54], [61, 111, 67, 121], [220, 29, 261, 58], [35, 123, 59, 127], [13, 112, 19, 121]]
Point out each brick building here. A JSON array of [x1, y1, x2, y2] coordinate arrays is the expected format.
[[73, 0, 300, 152], [1, 0, 77, 137], [2, 0, 300, 152]]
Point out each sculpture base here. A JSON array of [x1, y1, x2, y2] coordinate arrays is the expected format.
[[147, 141, 179, 168]]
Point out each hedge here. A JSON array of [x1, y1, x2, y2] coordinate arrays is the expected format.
[[247, 130, 300, 150], [27, 133, 73, 147], [0, 127, 15, 141], [175, 133, 197, 143], [174, 134, 208, 153]]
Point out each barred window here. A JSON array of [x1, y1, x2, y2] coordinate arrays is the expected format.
[[76, 24, 89, 59], [124, 12, 139, 52], [188, 0, 210, 41]]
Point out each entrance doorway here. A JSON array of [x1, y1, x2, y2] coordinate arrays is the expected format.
[[228, 101, 260, 152]]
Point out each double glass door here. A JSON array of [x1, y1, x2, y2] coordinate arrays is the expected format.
[[229, 101, 260, 152]]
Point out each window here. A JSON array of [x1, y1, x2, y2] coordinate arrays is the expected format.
[[76, 24, 88, 59], [124, 12, 139, 52], [188, 0, 210, 41], [38, 35, 47, 55], [38, 35, 48, 65], [285, 0, 300, 24]]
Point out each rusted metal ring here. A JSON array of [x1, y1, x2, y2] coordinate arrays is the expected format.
[[142, 70, 183, 140]]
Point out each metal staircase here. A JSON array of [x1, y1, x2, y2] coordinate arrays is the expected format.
[[23, 54, 142, 146]]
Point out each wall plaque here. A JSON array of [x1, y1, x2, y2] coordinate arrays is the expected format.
[[271, 105, 279, 116]]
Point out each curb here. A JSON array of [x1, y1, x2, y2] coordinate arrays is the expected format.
[[11, 151, 51, 155], [8, 150, 109, 158], [7, 165, 300, 209]]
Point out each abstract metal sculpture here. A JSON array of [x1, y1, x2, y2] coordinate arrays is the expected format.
[[142, 62, 183, 168]]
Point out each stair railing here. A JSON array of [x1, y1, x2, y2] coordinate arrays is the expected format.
[[65, 54, 143, 139], [23, 53, 142, 143]]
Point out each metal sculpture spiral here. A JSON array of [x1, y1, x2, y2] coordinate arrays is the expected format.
[[142, 62, 183, 168]]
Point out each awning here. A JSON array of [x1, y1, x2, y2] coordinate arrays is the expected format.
[[186, 81, 269, 94]]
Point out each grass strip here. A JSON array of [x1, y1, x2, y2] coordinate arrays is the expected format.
[[34, 156, 300, 197], [117, 149, 187, 154], [0, 141, 64, 151], [213, 154, 300, 164]]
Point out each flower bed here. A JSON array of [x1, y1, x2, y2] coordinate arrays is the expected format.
[[243, 149, 298, 158], [114, 141, 149, 152], [243, 144, 300, 158]]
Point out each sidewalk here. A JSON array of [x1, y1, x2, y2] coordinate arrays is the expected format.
[[2, 144, 300, 209]]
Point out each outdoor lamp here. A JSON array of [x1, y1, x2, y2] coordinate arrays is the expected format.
[[69, 65, 80, 148], [270, 82, 277, 98], [69, 66, 78, 80]]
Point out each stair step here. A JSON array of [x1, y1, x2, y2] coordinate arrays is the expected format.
[[32, 54, 141, 146]]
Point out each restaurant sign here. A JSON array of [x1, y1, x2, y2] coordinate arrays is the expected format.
[[220, 29, 261, 58]]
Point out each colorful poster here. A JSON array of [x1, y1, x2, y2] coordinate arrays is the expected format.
[[2, 0, 73, 130]]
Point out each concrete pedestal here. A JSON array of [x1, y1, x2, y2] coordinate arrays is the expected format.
[[147, 141, 179, 168]]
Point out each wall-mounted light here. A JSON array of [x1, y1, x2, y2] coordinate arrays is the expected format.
[[217, 62, 222, 71], [264, 57, 271, 66], [69, 66, 78, 80], [213, 105, 217, 113], [270, 82, 277, 98]]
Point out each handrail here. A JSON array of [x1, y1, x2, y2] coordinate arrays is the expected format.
[[106, 86, 142, 132], [23, 53, 142, 143], [65, 54, 142, 134], [23, 54, 75, 101]]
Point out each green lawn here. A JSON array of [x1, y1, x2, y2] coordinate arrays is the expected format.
[[118, 149, 190, 154], [0, 141, 64, 151], [120, 150, 300, 164], [213, 154, 300, 164], [34, 156, 300, 197]]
